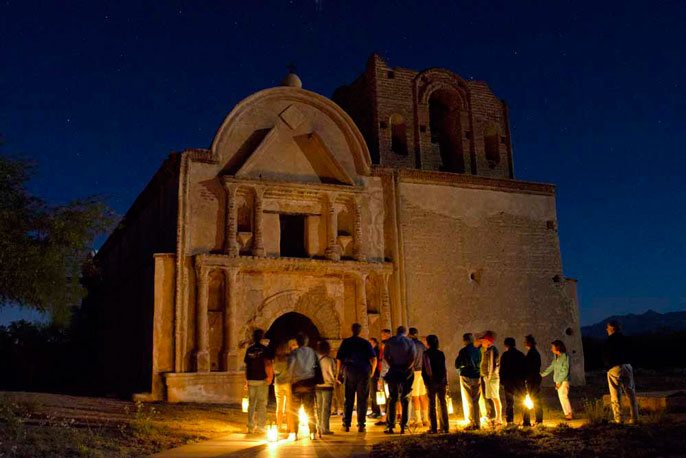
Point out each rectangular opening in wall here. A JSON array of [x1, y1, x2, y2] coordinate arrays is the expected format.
[[279, 214, 307, 258]]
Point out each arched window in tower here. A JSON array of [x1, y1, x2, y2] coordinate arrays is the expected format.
[[428, 90, 465, 173], [390, 113, 407, 155], [484, 124, 500, 168]]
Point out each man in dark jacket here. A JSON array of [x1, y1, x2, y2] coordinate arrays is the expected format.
[[499, 337, 526, 425], [603, 321, 639, 423], [455, 333, 482, 430], [336, 323, 377, 432], [523, 334, 543, 426], [421, 334, 449, 433], [368, 337, 382, 419], [383, 326, 417, 434], [244, 329, 273, 434], [409, 327, 429, 426]]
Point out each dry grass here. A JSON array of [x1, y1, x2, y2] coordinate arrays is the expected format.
[[371, 418, 686, 458], [0, 392, 245, 457]]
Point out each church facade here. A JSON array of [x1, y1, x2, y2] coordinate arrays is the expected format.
[[89, 55, 583, 403]]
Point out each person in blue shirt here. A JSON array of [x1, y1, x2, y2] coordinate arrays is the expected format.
[[288, 333, 318, 439], [541, 339, 573, 420]]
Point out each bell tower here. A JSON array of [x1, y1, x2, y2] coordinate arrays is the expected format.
[[333, 55, 514, 179]]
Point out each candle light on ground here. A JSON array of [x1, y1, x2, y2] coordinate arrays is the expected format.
[[524, 394, 534, 410], [298, 405, 309, 436], [376, 390, 386, 406], [267, 424, 278, 442]]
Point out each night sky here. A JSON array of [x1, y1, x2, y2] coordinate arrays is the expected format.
[[1, 0, 684, 326]]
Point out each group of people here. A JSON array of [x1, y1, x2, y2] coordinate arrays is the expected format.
[[243, 319, 640, 438]]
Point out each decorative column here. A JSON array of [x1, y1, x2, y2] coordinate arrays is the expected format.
[[221, 268, 238, 371], [325, 193, 340, 261], [381, 273, 393, 331], [224, 184, 239, 256], [353, 197, 365, 261], [195, 265, 210, 372], [354, 272, 369, 337], [252, 187, 265, 257]]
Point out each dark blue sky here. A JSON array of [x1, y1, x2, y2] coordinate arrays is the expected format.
[[1, 0, 684, 325]]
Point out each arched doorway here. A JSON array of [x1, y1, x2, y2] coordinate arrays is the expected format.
[[266, 312, 321, 353], [429, 89, 465, 173]]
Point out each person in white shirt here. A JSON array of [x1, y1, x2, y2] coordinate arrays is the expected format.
[[315, 340, 337, 436]]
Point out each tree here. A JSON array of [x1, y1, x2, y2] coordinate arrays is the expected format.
[[0, 143, 116, 325]]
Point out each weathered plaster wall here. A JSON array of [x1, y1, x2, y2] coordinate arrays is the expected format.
[[398, 181, 584, 385]]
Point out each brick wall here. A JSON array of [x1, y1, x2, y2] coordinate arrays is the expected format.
[[333, 55, 514, 179], [396, 180, 584, 385]]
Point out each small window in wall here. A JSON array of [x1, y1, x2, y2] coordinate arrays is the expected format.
[[390, 113, 407, 155], [484, 124, 500, 169], [279, 214, 307, 258]]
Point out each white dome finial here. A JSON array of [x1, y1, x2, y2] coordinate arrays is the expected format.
[[282, 63, 302, 88]]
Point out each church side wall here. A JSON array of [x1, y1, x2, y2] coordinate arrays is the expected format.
[[397, 180, 584, 386], [87, 154, 180, 396]]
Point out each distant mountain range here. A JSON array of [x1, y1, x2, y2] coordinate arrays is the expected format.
[[581, 310, 686, 339]]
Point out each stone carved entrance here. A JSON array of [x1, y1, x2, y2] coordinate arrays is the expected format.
[[265, 312, 320, 354], [241, 287, 341, 345]]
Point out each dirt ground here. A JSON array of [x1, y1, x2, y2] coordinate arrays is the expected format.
[[0, 392, 245, 457], [1, 368, 684, 457]]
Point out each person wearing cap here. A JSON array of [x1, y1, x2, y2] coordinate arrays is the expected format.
[[455, 333, 482, 430], [478, 330, 502, 426], [604, 321, 639, 424]]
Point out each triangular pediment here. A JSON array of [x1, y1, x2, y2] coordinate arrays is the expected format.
[[234, 126, 355, 185]]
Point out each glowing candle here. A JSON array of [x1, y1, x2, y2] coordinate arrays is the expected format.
[[267, 424, 278, 442], [376, 390, 386, 406], [524, 394, 534, 410], [298, 405, 310, 436], [447, 395, 454, 415]]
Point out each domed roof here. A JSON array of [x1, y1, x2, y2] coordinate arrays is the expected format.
[[281, 72, 302, 88]]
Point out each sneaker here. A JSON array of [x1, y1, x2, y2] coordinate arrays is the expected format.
[[384, 428, 395, 434], [358, 426, 366, 433], [400, 425, 406, 434], [343, 425, 350, 432], [375, 420, 386, 426]]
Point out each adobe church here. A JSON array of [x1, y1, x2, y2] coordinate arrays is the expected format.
[[88, 55, 584, 403]]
